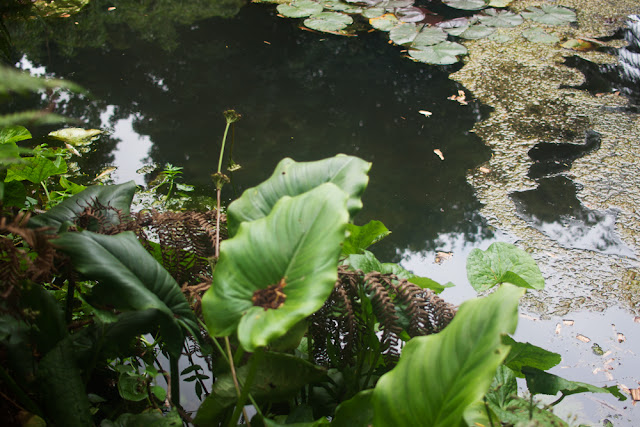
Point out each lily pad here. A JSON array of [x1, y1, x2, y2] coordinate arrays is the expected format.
[[363, 7, 386, 19], [488, 0, 511, 6], [437, 17, 470, 36], [369, 13, 398, 31], [443, 0, 488, 11], [277, 0, 323, 18], [385, 0, 414, 8], [459, 24, 496, 40], [408, 41, 468, 65], [522, 27, 559, 44], [412, 26, 448, 47], [521, 5, 576, 26], [202, 183, 350, 351], [48, 128, 102, 146], [395, 6, 425, 23], [389, 23, 418, 45], [478, 9, 523, 28], [321, 0, 362, 13], [488, 32, 512, 43], [304, 12, 353, 33]]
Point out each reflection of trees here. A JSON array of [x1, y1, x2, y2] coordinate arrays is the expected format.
[[8, 2, 494, 259]]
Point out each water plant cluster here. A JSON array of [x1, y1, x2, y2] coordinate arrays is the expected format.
[[257, 0, 577, 64], [0, 66, 628, 426]]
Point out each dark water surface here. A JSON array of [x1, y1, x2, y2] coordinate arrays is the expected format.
[[10, 1, 495, 285]]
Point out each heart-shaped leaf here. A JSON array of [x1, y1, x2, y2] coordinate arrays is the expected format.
[[277, 0, 323, 18], [226, 155, 369, 236], [478, 9, 523, 28], [522, 27, 559, 44], [369, 13, 399, 31], [203, 183, 349, 351], [459, 24, 496, 39], [390, 23, 419, 45], [372, 284, 525, 427], [443, 0, 488, 11], [408, 41, 468, 65], [466, 242, 544, 291], [412, 26, 448, 46], [521, 5, 576, 26], [304, 12, 353, 32], [395, 6, 425, 23]]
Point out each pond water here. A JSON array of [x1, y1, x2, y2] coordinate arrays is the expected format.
[[6, 0, 640, 424]]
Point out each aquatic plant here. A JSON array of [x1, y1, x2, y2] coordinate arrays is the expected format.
[[257, 0, 577, 64]]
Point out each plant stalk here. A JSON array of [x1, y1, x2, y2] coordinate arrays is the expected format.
[[169, 354, 181, 410], [228, 347, 263, 427], [225, 337, 250, 425]]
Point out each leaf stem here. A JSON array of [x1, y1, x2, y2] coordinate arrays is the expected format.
[[169, 354, 181, 410], [225, 336, 251, 426], [228, 347, 263, 427], [217, 121, 232, 175]]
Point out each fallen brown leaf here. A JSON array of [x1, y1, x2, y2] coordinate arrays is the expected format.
[[434, 149, 444, 161], [576, 334, 591, 343]]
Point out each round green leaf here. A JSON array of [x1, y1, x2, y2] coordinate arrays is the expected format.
[[389, 23, 418, 45], [226, 155, 370, 236], [277, 0, 323, 18], [443, 0, 488, 11], [322, 0, 362, 13], [372, 284, 525, 427], [459, 24, 496, 39], [478, 9, 523, 28], [363, 7, 386, 19], [48, 127, 102, 146], [488, 0, 512, 6], [396, 6, 426, 23], [304, 12, 353, 32], [408, 41, 468, 65], [438, 18, 470, 36], [522, 27, 559, 44], [118, 372, 148, 402], [202, 183, 349, 352], [466, 242, 545, 291], [369, 13, 399, 31], [412, 27, 448, 47], [521, 5, 576, 26]]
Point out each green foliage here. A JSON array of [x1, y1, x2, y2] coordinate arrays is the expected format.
[[502, 335, 562, 377], [467, 241, 545, 291], [523, 367, 627, 401], [342, 220, 390, 255]]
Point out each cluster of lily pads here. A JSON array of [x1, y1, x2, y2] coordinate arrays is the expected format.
[[259, 0, 577, 64]]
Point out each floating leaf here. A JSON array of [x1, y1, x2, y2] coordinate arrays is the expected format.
[[363, 7, 386, 19], [202, 184, 349, 351], [488, 32, 512, 43], [522, 27, 559, 44], [408, 41, 468, 65], [561, 38, 599, 51], [48, 128, 102, 147], [437, 17, 470, 36], [385, 0, 414, 8], [443, 0, 488, 11], [466, 242, 545, 291], [226, 155, 370, 236], [304, 12, 353, 32], [372, 284, 525, 426], [521, 5, 576, 26], [277, 0, 323, 18], [412, 26, 448, 47], [478, 9, 523, 28], [369, 13, 398, 31], [395, 6, 425, 23], [320, 0, 362, 13], [389, 23, 418, 45], [488, 0, 512, 7], [459, 24, 496, 39]]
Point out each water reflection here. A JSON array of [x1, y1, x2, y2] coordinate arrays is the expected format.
[[8, 2, 494, 261], [510, 176, 635, 258]]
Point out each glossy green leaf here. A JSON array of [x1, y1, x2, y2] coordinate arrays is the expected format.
[[502, 335, 561, 377], [304, 12, 353, 32], [522, 27, 560, 44], [372, 284, 525, 427], [226, 155, 369, 236], [48, 127, 102, 146], [478, 9, 523, 28], [342, 220, 390, 255], [443, 0, 488, 11], [29, 181, 136, 231], [0, 125, 32, 145], [459, 24, 496, 39], [5, 155, 67, 184], [523, 367, 627, 401], [332, 389, 374, 427], [488, 395, 568, 426], [408, 41, 468, 65], [389, 23, 418, 45], [521, 5, 577, 26], [466, 242, 544, 291], [53, 231, 199, 356], [203, 183, 349, 351], [277, 0, 323, 18], [194, 352, 327, 425], [0, 142, 20, 165], [486, 365, 518, 409], [412, 26, 448, 47]]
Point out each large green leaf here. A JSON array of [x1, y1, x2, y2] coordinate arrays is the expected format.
[[53, 231, 199, 356], [277, 0, 323, 18], [29, 181, 136, 231], [194, 352, 327, 425], [203, 183, 349, 351], [342, 220, 390, 255], [521, 5, 577, 26], [332, 389, 374, 427], [408, 41, 468, 65], [304, 12, 353, 32], [523, 367, 627, 401], [372, 284, 525, 427], [5, 155, 67, 184], [443, 0, 488, 10], [478, 9, 523, 28], [0, 125, 32, 145], [466, 242, 544, 291], [226, 155, 369, 236], [502, 335, 561, 377]]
